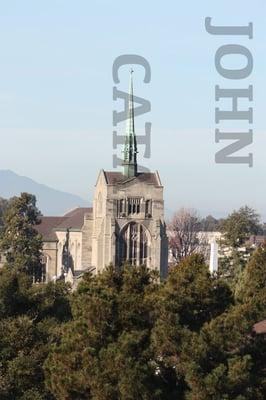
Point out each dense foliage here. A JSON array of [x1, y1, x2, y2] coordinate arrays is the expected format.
[[0, 197, 10, 228], [221, 206, 260, 248], [0, 193, 43, 277], [0, 270, 71, 399], [44, 253, 266, 400], [45, 265, 164, 399], [199, 215, 223, 232], [219, 206, 261, 292], [0, 193, 72, 399], [0, 194, 265, 399]]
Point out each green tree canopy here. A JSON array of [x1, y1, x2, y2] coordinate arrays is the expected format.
[[0, 197, 10, 228], [151, 254, 233, 398], [0, 193, 42, 278], [221, 206, 260, 248], [0, 194, 264, 399], [0, 193, 72, 399], [236, 244, 266, 318], [176, 249, 266, 400], [218, 206, 261, 293], [0, 267, 71, 399], [199, 215, 222, 232], [180, 302, 265, 400], [45, 265, 167, 400]]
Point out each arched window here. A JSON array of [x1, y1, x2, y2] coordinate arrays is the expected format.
[[34, 254, 47, 283], [120, 223, 149, 266]]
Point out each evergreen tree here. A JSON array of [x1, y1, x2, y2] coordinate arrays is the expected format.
[[181, 303, 265, 400], [0, 197, 10, 229], [199, 215, 222, 232], [179, 250, 266, 400], [219, 206, 260, 292], [236, 244, 266, 316], [45, 265, 166, 400], [151, 254, 233, 399], [0, 193, 42, 278], [0, 193, 72, 399], [0, 267, 71, 399], [221, 206, 260, 248], [0, 194, 264, 399]]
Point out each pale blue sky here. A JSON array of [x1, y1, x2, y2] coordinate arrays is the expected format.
[[0, 1, 266, 218]]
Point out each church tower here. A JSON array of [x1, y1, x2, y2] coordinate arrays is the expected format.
[[91, 72, 168, 278]]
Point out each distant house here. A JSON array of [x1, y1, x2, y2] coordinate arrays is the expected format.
[[246, 235, 266, 248]]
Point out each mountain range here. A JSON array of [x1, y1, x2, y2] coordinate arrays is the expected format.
[[0, 170, 89, 216]]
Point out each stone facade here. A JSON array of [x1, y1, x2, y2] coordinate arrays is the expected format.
[[91, 169, 168, 278], [37, 167, 168, 282]]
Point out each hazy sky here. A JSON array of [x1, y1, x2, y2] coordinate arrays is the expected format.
[[0, 1, 265, 218]]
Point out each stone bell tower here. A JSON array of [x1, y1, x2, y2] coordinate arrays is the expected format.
[[91, 71, 168, 278]]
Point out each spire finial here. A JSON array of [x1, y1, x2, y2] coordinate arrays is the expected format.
[[123, 69, 138, 177]]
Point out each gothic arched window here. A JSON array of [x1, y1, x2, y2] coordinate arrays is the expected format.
[[34, 254, 47, 283], [120, 222, 149, 266]]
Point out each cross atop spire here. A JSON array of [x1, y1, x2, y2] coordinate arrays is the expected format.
[[123, 69, 138, 178]]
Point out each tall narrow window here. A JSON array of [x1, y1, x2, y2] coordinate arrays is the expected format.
[[34, 255, 47, 283], [127, 198, 141, 215], [117, 199, 127, 217], [119, 199, 124, 213], [140, 225, 148, 265], [145, 200, 152, 217]]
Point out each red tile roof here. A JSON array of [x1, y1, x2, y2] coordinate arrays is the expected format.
[[36, 207, 92, 241], [36, 216, 67, 241], [56, 207, 92, 230]]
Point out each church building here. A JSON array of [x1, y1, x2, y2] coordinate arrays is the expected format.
[[37, 73, 168, 283]]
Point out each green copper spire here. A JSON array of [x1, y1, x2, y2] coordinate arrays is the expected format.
[[123, 69, 138, 178]]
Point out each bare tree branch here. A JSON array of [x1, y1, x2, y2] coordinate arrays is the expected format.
[[168, 208, 201, 263]]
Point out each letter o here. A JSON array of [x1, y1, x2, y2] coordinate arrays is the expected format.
[[215, 44, 253, 79]]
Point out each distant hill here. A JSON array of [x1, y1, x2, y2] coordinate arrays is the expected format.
[[0, 170, 89, 216]]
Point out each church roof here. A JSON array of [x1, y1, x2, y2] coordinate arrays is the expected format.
[[56, 207, 92, 230], [37, 207, 92, 241], [36, 216, 67, 241], [103, 171, 161, 186]]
